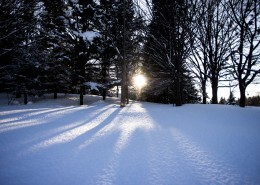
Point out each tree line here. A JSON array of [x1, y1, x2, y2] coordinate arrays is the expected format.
[[0, 0, 144, 105], [142, 0, 259, 107], [0, 0, 259, 107]]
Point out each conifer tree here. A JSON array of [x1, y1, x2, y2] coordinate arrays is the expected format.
[[65, 0, 98, 105], [219, 97, 227, 104], [0, 0, 40, 104], [96, 0, 143, 103], [227, 91, 236, 105], [145, 0, 197, 106], [39, 0, 70, 99]]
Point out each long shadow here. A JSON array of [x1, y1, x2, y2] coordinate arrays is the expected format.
[[0, 101, 158, 185], [0, 104, 114, 155], [76, 105, 122, 150], [0, 106, 82, 133], [0, 94, 104, 121], [0, 102, 114, 134], [20, 104, 119, 154], [0, 107, 50, 118], [0, 106, 77, 126], [92, 103, 157, 185], [42, 105, 115, 138]]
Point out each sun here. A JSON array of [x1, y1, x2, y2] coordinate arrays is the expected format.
[[133, 74, 147, 89]]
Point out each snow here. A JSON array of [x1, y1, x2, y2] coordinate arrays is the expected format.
[[73, 31, 100, 43], [84, 82, 103, 91], [0, 94, 260, 185]]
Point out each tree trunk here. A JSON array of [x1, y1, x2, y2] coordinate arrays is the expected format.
[[211, 85, 218, 104], [16, 93, 21, 98], [24, 93, 28, 105], [120, 58, 127, 106], [175, 61, 182, 106], [126, 73, 129, 104], [79, 55, 86, 105], [116, 65, 119, 98], [102, 63, 107, 101], [101, 43, 108, 101], [175, 77, 182, 106], [102, 88, 106, 101], [83, 86, 86, 95], [126, 86, 129, 104], [116, 85, 119, 98], [164, 87, 169, 104], [120, 0, 127, 107], [120, 79, 126, 107], [239, 82, 246, 107], [202, 81, 207, 104], [54, 90, 57, 99], [80, 85, 84, 105], [211, 77, 218, 104]]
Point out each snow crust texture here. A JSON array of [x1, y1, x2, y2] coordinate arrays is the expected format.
[[0, 96, 260, 185]]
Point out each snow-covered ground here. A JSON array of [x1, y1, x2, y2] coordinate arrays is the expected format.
[[0, 94, 260, 185]]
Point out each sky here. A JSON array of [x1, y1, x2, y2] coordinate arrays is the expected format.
[[209, 82, 260, 101]]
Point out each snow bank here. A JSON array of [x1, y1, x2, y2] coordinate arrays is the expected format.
[[0, 95, 259, 185]]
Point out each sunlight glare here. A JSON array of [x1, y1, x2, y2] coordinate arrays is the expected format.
[[133, 74, 147, 89]]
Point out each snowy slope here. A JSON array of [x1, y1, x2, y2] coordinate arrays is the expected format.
[[0, 94, 260, 185]]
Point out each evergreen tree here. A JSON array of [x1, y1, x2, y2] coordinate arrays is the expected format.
[[219, 97, 227, 104], [0, 1, 18, 92], [144, 0, 197, 106], [65, 0, 99, 105], [246, 95, 260, 106], [227, 91, 236, 105], [95, 0, 118, 100], [39, 0, 71, 99], [95, 0, 144, 102], [0, 0, 41, 104], [0, 0, 17, 92]]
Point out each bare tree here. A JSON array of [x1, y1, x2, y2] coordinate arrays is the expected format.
[[188, 0, 209, 104], [189, 0, 236, 104], [188, 45, 209, 104], [228, 0, 260, 107]]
